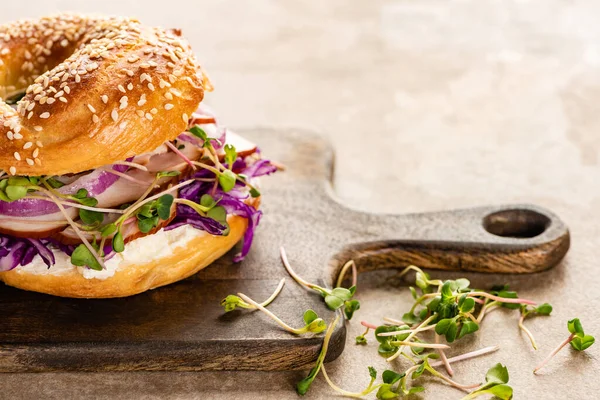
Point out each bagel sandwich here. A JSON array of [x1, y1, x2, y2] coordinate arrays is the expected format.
[[0, 14, 278, 298]]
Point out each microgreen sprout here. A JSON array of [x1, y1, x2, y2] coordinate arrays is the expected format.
[[280, 247, 360, 320], [534, 318, 595, 373], [356, 326, 370, 345], [188, 125, 261, 197], [297, 315, 340, 395], [460, 363, 513, 400], [320, 365, 381, 398], [519, 303, 552, 350], [220, 278, 285, 312], [237, 293, 327, 335]]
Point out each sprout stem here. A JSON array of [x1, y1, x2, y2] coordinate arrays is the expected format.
[[382, 317, 404, 326], [361, 321, 378, 330], [467, 292, 537, 306], [336, 259, 357, 288], [429, 346, 500, 368], [519, 313, 538, 350], [387, 315, 436, 362], [436, 333, 454, 376], [260, 278, 286, 307], [389, 341, 450, 349], [321, 364, 378, 398], [533, 333, 575, 373], [237, 292, 316, 335], [280, 246, 321, 290], [166, 141, 196, 170], [377, 325, 435, 337]]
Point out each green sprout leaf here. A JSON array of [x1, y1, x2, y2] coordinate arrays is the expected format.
[[71, 244, 102, 271], [112, 231, 125, 253], [402, 312, 420, 325], [79, 209, 104, 225], [458, 320, 480, 339], [218, 169, 237, 192], [249, 187, 261, 198], [534, 303, 553, 315], [368, 366, 377, 380], [156, 170, 181, 179], [189, 125, 208, 144], [461, 363, 513, 400], [5, 185, 28, 201], [220, 295, 252, 312], [303, 309, 318, 325], [224, 144, 237, 167], [100, 223, 117, 237], [156, 194, 174, 220], [344, 300, 360, 320], [568, 318, 585, 336], [571, 335, 595, 351], [486, 363, 509, 384]]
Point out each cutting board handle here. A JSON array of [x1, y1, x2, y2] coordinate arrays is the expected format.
[[328, 204, 570, 281]]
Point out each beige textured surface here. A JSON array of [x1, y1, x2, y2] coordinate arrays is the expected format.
[[1, 1, 599, 399]]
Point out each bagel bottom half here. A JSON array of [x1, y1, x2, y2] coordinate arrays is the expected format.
[[0, 215, 248, 298]]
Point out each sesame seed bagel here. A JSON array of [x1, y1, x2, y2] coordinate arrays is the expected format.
[[0, 14, 207, 176]]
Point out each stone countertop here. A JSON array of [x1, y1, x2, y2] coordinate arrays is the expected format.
[[1, 1, 599, 399]]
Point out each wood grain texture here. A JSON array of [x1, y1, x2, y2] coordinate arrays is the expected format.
[[0, 128, 569, 372]]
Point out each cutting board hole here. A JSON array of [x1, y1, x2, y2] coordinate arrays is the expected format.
[[483, 209, 551, 238]]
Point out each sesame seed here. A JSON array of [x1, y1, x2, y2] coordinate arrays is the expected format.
[[75, 74, 81, 83], [6, 131, 13, 140], [145, 113, 153, 120], [40, 112, 50, 119], [36, 140, 43, 147], [164, 103, 174, 110], [182, 113, 188, 123], [101, 95, 108, 104], [39, 97, 48, 105], [111, 109, 119, 122], [136, 110, 144, 117], [92, 114, 99, 123], [9, 167, 16, 175], [140, 63, 150, 69], [27, 112, 33, 119], [127, 83, 133, 91], [118, 85, 126, 93], [23, 142, 32, 149], [47, 98, 55, 104], [150, 108, 158, 114], [148, 83, 155, 91], [54, 91, 64, 98], [61, 39, 68, 47], [128, 55, 139, 63], [14, 152, 21, 161], [64, 86, 70, 94], [34, 127, 43, 132], [59, 97, 67, 103], [26, 158, 34, 166], [120, 96, 128, 103], [27, 102, 35, 111], [33, 148, 39, 158], [119, 121, 128, 130], [34, 158, 41, 166], [165, 92, 173, 100], [137, 97, 146, 106], [14, 133, 23, 140], [87, 104, 96, 113]]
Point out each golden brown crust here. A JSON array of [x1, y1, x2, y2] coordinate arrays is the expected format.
[[0, 14, 206, 176], [0, 215, 248, 298]]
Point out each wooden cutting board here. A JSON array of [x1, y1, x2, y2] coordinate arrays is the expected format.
[[0, 128, 570, 372]]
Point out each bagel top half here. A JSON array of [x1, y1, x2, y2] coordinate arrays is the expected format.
[[0, 14, 208, 176]]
